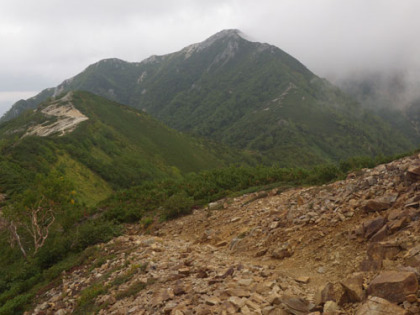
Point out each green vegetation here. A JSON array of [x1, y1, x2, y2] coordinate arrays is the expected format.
[[2, 31, 417, 165], [101, 152, 409, 224], [0, 91, 253, 199], [0, 149, 413, 314], [0, 31, 417, 314]]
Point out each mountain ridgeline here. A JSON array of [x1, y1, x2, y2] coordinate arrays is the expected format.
[[1, 29, 417, 166], [0, 91, 248, 203]]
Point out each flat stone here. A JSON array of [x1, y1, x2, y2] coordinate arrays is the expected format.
[[204, 296, 221, 306], [281, 295, 312, 314], [356, 296, 407, 315], [364, 200, 391, 212], [238, 278, 253, 286], [295, 276, 310, 284], [225, 288, 251, 297], [367, 271, 418, 303], [228, 296, 246, 309], [245, 299, 261, 311]]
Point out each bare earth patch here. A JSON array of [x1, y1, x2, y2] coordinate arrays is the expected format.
[[24, 92, 88, 137]]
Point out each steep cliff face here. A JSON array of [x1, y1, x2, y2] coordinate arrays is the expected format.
[[30, 153, 420, 314]]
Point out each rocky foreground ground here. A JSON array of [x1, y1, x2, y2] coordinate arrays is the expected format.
[[29, 154, 420, 314]]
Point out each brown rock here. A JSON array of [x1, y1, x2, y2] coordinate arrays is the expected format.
[[359, 257, 382, 272], [340, 274, 365, 303], [204, 296, 221, 306], [196, 268, 209, 279], [404, 245, 420, 270], [367, 271, 418, 303], [264, 308, 289, 315], [295, 276, 310, 284], [255, 249, 268, 257], [369, 225, 388, 242], [173, 281, 186, 296], [363, 216, 386, 239], [387, 217, 407, 233], [367, 242, 402, 261], [281, 295, 313, 315], [315, 282, 346, 306], [364, 198, 392, 212], [151, 288, 174, 306], [216, 240, 228, 247], [228, 296, 246, 309], [407, 165, 420, 177], [178, 267, 190, 276], [267, 293, 282, 305], [388, 209, 407, 220], [405, 294, 417, 303], [271, 243, 293, 260], [224, 288, 250, 298], [323, 301, 339, 315], [356, 296, 407, 315]]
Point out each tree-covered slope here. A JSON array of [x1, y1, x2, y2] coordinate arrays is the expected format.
[[1, 30, 416, 166], [0, 91, 248, 201]]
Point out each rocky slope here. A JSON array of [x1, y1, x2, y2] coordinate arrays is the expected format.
[[28, 154, 420, 314]]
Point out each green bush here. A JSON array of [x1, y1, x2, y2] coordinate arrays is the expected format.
[[161, 192, 194, 220]]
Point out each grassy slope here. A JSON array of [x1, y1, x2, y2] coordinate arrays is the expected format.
[[0, 91, 251, 198]]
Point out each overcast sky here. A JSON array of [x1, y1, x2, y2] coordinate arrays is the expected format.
[[1, 0, 419, 115]]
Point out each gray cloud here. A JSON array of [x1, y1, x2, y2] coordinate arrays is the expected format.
[[1, 0, 419, 110]]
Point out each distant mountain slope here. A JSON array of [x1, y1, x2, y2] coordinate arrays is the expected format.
[[1, 29, 416, 165], [0, 91, 247, 202]]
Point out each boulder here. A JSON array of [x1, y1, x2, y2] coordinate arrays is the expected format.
[[356, 296, 407, 315], [367, 242, 402, 261], [340, 273, 365, 303], [367, 271, 418, 303], [364, 195, 397, 212], [369, 225, 387, 242], [315, 282, 346, 306], [363, 216, 386, 239]]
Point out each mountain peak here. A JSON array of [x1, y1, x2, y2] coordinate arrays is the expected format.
[[182, 29, 245, 59]]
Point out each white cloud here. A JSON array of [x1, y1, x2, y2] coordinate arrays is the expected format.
[[0, 91, 39, 116], [0, 0, 419, 103]]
